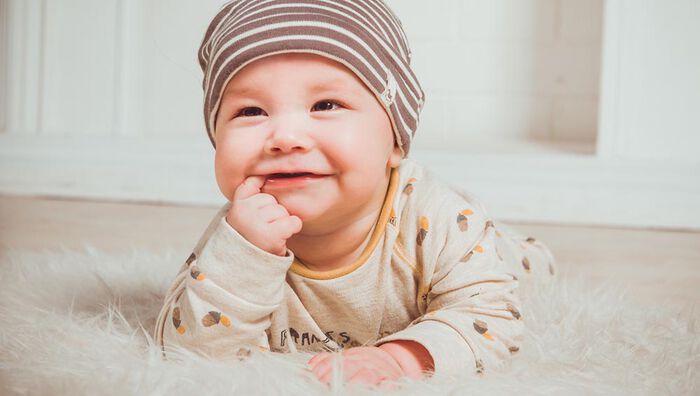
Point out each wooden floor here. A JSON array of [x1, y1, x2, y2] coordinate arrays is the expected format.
[[1, 194, 699, 307]]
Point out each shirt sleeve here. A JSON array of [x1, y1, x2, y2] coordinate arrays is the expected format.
[[375, 193, 524, 378], [154, 216, 294, 360]]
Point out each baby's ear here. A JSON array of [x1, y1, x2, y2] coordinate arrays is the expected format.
[[388, 144, 403, 168]]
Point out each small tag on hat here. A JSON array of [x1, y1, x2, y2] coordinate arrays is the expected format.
[[381, 73, 398, 106]]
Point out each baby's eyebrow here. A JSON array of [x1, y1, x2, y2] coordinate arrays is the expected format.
[[307, 78, 362, 96], [222, 85, 264, 100], [308, 78, 344, 91]]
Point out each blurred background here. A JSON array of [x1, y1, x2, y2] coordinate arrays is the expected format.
[[0, 0, 699, 230]]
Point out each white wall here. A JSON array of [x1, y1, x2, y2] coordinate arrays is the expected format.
[[1, 0, 699, 230], [388, 0, 602, 149], [2, 0, 222, 137], [597, 0, 700, 162]]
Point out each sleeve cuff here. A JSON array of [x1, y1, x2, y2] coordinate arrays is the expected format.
[[194, 217, 295, 305], [375, 320, 479, 379]]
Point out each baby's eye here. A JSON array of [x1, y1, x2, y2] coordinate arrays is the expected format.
[[236, 107, 266, 117], [311, 100, 342, 112]]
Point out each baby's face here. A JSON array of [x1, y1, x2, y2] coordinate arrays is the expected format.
[[214, 53, 402, 229]]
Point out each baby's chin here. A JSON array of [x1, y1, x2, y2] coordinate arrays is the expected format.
[[275, 195, 323, 219], [271, 192, 338, 227]]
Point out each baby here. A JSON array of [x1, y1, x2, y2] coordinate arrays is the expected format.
[[154, 0, 556, 387]]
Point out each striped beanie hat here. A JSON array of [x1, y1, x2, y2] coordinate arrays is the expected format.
[[198, 0, 425, 157]]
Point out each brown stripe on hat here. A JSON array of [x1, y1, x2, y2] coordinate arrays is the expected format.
[[236, 1, 389, 37], [199, 2, 241, 66], [354, 0, 409, 58], [198, 0, 425, 157]]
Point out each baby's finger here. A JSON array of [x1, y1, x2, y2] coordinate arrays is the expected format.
[[347, 367, 381, 386], [307, 352, 332, 370], [313, 361, 334, 384], [377, 379, 400, 391], [246, 193, 278, 210], [318, 361, 347, 386], [318, 370, 333, 385], [312, 353, 341, 378], [258, 204, 290, 223], [314, 355, 344, 384], [270, 215, 303, 239], [233, 175, 266, 201]]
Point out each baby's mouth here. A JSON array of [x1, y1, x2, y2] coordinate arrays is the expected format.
[[264, 172, 329, 188], [268, 172, 315, 179]]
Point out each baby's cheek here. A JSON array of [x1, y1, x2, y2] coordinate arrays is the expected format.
[[213, 160, 238, 201]]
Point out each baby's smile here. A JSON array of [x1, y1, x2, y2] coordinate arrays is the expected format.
[[263, 172, 331, 190], [253, 164, 335, 191]]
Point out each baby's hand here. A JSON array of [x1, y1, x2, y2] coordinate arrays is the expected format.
[[226, 176, 303, 256], [307, 347, 404, 389]]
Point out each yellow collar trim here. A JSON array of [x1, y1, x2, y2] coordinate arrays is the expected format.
[[289, 167, 399, 280]]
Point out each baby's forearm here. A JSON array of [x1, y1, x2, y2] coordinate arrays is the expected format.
[[378, 340, 434, 378]]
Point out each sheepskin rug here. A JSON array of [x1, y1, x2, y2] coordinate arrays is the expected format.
[[0, 247, 698, 395]]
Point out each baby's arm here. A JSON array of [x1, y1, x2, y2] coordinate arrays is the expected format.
[[154, 177, 302, 359], [375, 198, 524, 378]]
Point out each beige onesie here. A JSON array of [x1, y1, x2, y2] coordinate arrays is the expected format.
[[154, 158, 556, 377]]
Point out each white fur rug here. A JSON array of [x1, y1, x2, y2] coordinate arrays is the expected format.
[[0, 247, 697, 395]]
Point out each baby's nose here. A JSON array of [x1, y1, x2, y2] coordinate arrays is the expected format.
[[264, 116, 313, 154]]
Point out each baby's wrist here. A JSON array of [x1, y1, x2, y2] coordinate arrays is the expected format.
[[378, 340, 434, 379]]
